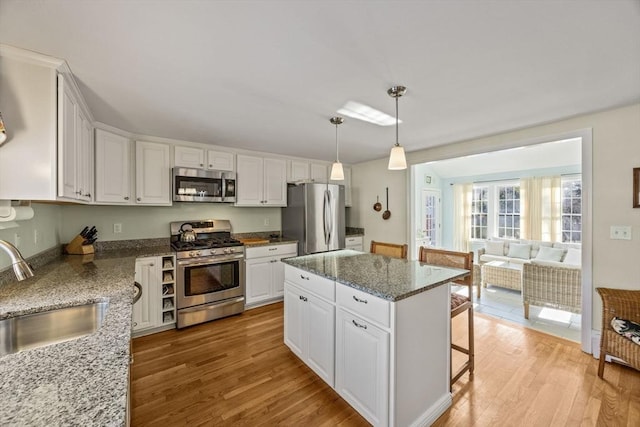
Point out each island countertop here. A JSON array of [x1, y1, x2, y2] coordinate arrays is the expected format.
[[282, 249, 468, 302], [0, 245, 171, 426]]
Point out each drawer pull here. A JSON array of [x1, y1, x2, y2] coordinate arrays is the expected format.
[[300, 275, 310, 280], [268, 248, 277, 251], [299, 295, 308, 302], [353, 295, 368, 304], [270, 259, 278, 263], [352, 319, 367, 329]]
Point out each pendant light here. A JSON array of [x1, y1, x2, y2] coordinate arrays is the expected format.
[[387, 85, 407, 170], [330, 116, 345, 180]]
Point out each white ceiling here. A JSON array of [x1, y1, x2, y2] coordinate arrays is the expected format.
[[425, 138, 582, 179], [1, 1, 638, 165]]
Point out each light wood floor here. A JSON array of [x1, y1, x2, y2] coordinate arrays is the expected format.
[[131, 302, 640, 426]]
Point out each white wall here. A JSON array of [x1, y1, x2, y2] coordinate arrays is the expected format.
[[350, 157, 408, 251], [0, 204, 61, 269], [351, 103, 640, 331]]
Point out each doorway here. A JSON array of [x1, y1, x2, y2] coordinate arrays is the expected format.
[[408, 129, 593, 353]]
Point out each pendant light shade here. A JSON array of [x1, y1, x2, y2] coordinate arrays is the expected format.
[[387, 85, 407, 170], [330, 116, 344, 180]]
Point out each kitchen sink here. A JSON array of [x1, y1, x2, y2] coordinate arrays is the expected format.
[[0, 301, 109, 356]]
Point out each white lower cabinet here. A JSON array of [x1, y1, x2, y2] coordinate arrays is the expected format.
[[284, 282, 335, 386], [345, 236, 364, 251], [245, 243, 297, 307], [335, 308, 389, 427], [283, 264, 452, 427], [132, 255, 176, 336]]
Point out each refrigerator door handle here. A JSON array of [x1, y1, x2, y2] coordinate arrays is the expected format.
[[327, 189, 333, 244], [323, 190, 331, 245]]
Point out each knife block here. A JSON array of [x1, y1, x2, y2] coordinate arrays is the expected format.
[[65, 234, 95, 255]]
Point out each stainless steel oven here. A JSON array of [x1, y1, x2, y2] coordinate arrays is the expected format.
[[171, 220, 245, 328]]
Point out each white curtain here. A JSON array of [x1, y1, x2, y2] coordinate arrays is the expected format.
[[452, 183, 473, 252], [521, 176, 562, 242]]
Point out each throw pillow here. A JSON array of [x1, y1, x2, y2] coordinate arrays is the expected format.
[[563, 247, 581, 265], [611, 317, 640, 346], [485, 240, 505, 256], [507, 243, 531, 260], [535, 246, 565, 262]]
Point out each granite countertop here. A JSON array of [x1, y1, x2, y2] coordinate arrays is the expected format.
[[282, 250, 468, 302], [0, 245, 171, 426]]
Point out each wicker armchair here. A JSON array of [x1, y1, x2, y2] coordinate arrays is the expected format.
[[596, 288, 640, 378], [522, 263, 582, 319]]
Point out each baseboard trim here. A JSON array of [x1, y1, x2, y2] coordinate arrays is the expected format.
[[409, 392, 452, 427]]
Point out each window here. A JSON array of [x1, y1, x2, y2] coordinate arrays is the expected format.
[[497, 184, 521, 239], [469, 181, 520, 241], [562, 178, 581, 242], [471, 187, 488, 239]]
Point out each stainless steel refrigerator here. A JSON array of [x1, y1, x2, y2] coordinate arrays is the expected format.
[[282, 183, 345, 255]]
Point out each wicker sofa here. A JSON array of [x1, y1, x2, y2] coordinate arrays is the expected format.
[[476, 239, 582, 317]]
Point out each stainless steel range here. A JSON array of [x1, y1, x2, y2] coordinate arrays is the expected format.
[[170, 220, 245, 328]]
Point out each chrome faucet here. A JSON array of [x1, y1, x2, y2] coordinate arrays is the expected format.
[[0, 240, 34, 281]]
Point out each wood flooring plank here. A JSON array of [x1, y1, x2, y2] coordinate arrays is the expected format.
[[132, 303, 640, 427]]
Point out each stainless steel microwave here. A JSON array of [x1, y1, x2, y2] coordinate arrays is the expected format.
[[172, 168, 236, 203]]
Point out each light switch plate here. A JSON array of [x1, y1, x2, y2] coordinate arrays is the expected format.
[[610, 225, 632, 240]]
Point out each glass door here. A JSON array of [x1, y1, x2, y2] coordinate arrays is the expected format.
[[417, 189, 441, 252]]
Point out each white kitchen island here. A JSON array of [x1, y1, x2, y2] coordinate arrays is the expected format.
[[282, 250, 469, 427]]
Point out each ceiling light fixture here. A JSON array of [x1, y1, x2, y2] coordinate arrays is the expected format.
[[337, 101, 400, 127], [329, 116, 345, 181], [387, 85, 407, 170]]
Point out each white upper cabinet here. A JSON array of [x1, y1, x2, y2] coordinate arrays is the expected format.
[[57, 75, 78, 200], [236, 155, 287, 206], [310, 163, 328, 183], [288, 160, 329, 183], [174, 146, 205, 169], [136, 141, 171, 205], [174, 146, 235, 172], [207, 150, 234, 171], [288, 160, 310, 182], [57, 73, 94, 202], [95, 129, 132, 204]]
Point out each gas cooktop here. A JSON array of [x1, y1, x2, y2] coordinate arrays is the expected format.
[[169, 219, 243, 252]]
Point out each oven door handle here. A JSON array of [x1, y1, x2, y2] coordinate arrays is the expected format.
[[177, 255, 244, 267]]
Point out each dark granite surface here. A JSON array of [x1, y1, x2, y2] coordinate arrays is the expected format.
[[0, 245, 171, 426], [282, 250, 468, 302], [345, 227, 365, 237]]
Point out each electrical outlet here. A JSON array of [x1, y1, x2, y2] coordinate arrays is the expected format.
[[610, 225, 632, 240], [34, 229, 39, 245], [263, 218, 270, 226], [113, 223, 122, 233], [14, 233, 21, 248]]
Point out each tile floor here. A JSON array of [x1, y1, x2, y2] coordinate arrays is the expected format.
[[453, 284, 582, 343]]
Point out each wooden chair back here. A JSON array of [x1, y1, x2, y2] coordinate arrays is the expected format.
[[420, 246, 475, 389], [418, 247, 474, 288], [370, 241, 408, 259]]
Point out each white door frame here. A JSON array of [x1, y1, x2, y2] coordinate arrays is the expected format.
[[407, 128, 593, 354]]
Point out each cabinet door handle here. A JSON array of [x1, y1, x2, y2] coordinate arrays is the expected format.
[[137, 197, 141, 201], [85, 193, 91, 197], [124, 196, 129, 200], [353, 295, 368, 304], [299, 295, 308, 302], [300, 275, 309, 280], [200, 163, 204, 167], [352, 319, 367, 329]]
